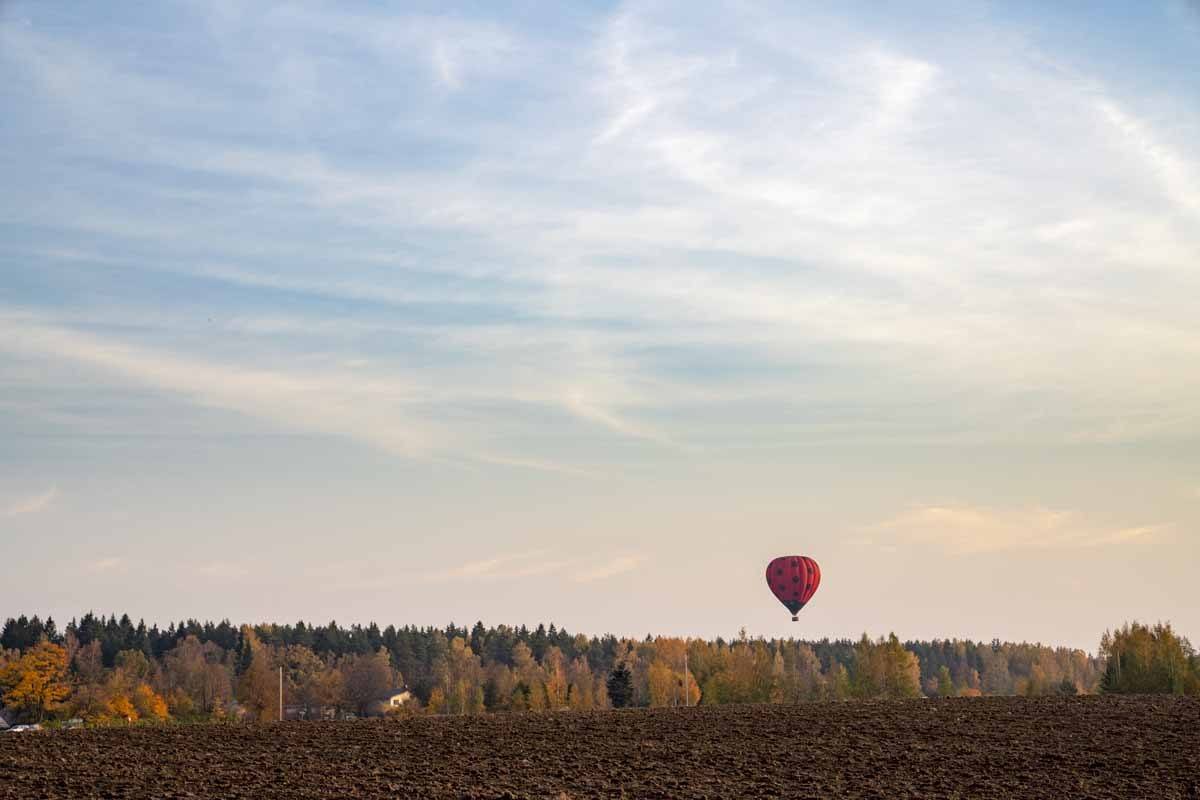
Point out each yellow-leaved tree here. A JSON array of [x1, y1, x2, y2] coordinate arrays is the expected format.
[[427, 687, 446, 714], [107, 693, 138, 722], [133, 684, 170, 721], [236, 628, 279, 722], [0, 641, 71, 722]]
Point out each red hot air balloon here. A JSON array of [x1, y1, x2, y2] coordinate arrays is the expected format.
[[766, 556, 821, 621]]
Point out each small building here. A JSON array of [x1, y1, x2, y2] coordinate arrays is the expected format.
[[370, 688, 413, 716]]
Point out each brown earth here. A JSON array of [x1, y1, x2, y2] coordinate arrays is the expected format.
[[2, 696, 1198, 799]]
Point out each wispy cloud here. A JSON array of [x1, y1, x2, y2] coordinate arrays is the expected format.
[[425, 551, 645, 583], [868, 504, 1170, 555], [2, 0, 1199, 463], [427, 551, 574, 582], [0, 318, 439, 455], [1097, 98, 1200, 219], [436, 553, 535, 579], [86, 556, 127, 574], [0, 313, 635, 475], [194, 561, 250, 580], [2, 487, 58, 518], [470, 453, 603, 478], [563, 389, 676, 447], [573, 554, 646, 583]]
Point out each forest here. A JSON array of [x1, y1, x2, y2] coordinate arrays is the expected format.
[[1, 613, 1197, 725]]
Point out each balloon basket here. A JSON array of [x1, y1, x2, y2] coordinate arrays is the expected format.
[[791, 615, 798, 622]]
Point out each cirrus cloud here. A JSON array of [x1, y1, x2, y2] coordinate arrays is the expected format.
[[2, 487, 58, 518], [867, 504, 1170, 555]]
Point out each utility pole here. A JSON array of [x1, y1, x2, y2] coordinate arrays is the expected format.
[[278, 666, 283, 722]]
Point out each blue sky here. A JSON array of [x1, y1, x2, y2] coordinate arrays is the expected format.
[[2, 1, 1198, 649]]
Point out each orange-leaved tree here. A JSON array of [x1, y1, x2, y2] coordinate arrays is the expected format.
[[0, 640, 71, 722], [237, 642, 280, 721], [106, 693, 138, 722], [133, 684, 170, 721]]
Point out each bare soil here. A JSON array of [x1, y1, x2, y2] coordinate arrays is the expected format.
[[2, 696, 1198, 799]]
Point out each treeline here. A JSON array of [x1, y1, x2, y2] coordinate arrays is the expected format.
[[0, 613, 1194, 725]]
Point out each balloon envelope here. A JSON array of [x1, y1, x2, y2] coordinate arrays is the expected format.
[[765, 556, 821, 618]]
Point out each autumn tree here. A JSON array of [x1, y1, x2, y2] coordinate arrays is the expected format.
[[65, 640, 111, 721], [114, 649, 152, 684], [341, 647, 395, 717], [643, 639, 700, 708], [73, 640, 105, 684], [542, 646, 569, 710], [88, 648, 171, 724], [937, 666, 955, 698], [827, 663, 851, 700], [427, 687, 447, 714], [646, 661, 677, 707], [484, 663, 517, 712], [432, 637, 482, 715], [1100, 622, 1198, 695], [0, 641, 71, 722], [285, 645, 342, 719], [133, 684, 169, 721], [980, 648, 1013, 696], [107, 692, 138, 722], [702, 637, 775, 705], [163, 635, 233, 717], [510, 641, 547, 711], [850, 634, 921, 699], [236, 630, 279, 722], [791, 644, 824, 702], [567, 656, 598, 710]]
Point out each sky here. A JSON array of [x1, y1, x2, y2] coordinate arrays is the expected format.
[[1, 1, 1198, 651]]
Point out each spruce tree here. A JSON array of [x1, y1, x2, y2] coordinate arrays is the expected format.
[[606, 663, 633, 708]]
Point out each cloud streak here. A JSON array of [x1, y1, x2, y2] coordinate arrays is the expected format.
[[0, 318, 438, 456], [85, 556, 127, 574], [2, 487, 58, 518], [426, 551, 646, 583], [573, 554, 646, 583], [194, 561, 250, 580], [868, 504, 1170, 555]]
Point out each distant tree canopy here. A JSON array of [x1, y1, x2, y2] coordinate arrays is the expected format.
[[1099, 622, 1199, 695], [1, 612, 1187, 725]]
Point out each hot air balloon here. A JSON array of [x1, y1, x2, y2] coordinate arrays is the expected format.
[[766, 555, 820, 621]]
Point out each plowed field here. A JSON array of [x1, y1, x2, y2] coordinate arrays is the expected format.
[[2, 696, 1198, 798]]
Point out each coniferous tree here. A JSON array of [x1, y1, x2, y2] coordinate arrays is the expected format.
[[607, 663, 633, 708]]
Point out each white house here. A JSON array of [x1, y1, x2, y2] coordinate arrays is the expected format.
[[370, 689, 413, 716]]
